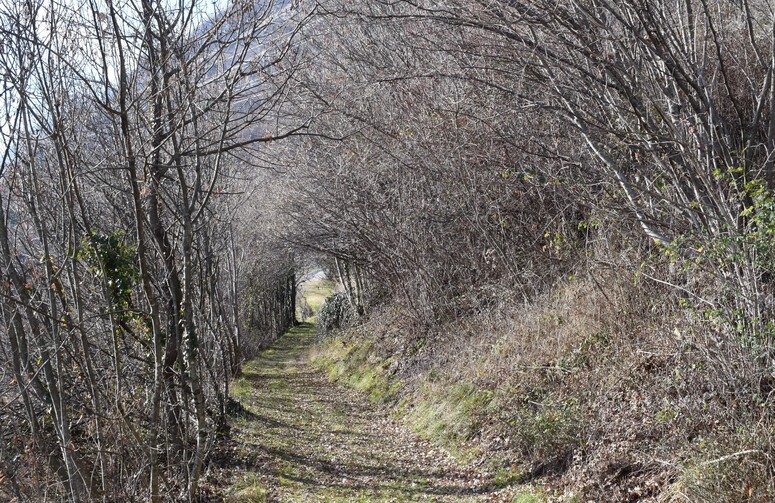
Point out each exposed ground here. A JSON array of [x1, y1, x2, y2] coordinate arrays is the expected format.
[[212, 322, 537, 502]]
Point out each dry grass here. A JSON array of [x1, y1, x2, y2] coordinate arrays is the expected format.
[[315, 267, 775, 500]]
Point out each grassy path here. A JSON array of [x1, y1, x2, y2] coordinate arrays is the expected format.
[[220, 323, 501, 502]]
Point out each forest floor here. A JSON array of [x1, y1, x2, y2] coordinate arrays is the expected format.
[[209, 322, 530, 502]]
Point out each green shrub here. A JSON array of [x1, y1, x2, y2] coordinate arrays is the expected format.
[[317, 293, 355, 336], [510, 398, 581, 462]]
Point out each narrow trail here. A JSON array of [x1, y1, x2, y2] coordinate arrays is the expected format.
[[220, 323, 499, 502]]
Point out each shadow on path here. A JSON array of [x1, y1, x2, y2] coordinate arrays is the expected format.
[[222, 323, 495, 502]]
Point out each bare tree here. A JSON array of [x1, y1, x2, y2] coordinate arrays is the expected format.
[[0, 0, 312, 499], [284, 0, 775, 341], [275, 0, 584, 323]]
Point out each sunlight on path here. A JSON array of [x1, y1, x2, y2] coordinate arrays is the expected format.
[[222, 323, 498, 502]]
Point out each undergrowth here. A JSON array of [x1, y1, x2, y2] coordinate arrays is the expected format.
[[310, 338, 401, 404], [402, 381, 494, 460], [310, 270, 775, 500]]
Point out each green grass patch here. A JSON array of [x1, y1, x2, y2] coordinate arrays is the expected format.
[[308, 331, 556, 497], [511, 487, 546, 503], [231, 376, 251, 400], [405, 381, 495, 460], [311, 337, 402, 404], [227, 473, 269, 502], [311, 335, 549, 497]]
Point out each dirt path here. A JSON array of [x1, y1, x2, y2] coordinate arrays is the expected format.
[[217, 323, 501, 502]]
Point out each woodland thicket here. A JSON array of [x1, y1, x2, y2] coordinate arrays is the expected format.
[[2, 0, 775, 500]]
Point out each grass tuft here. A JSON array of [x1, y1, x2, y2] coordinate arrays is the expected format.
[[406, 381, 494, 460], [311, 337, 402, 404], [228, 473, 269, 502]]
